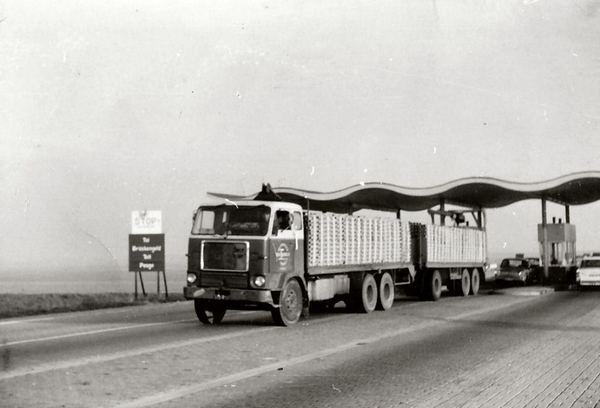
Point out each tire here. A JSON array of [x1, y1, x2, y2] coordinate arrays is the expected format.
[[271, 279, 303, 326], [194, 300, 226, 325], [459, 268, 471, 297], [429, 270, 443, 301], [470, 269, 480, 295], [354, 273, 378, 313], [376, 272, 395, 311]]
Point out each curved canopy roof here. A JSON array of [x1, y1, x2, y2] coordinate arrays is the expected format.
[[209, 171, 600, 214]]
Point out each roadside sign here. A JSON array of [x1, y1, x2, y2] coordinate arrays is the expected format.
[[129, 234, 165, 272], [132, 210, 162, 234]]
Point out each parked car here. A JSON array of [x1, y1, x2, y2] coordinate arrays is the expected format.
[[495, 258, 536, 286], [576, 255, 600, 287]]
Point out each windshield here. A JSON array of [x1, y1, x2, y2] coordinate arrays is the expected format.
[[500, 259, 528, 268], [192, 205, 271, 236], [580, 259, 600, 268]]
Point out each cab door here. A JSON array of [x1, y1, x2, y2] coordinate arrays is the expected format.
[[269, 209, 303, 275]]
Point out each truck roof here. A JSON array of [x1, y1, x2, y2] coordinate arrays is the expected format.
[[204, 200, 302, 212]]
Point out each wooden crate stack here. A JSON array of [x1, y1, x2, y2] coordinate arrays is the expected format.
[[424, 225, 486, 264], [307, 212, 411, 268]]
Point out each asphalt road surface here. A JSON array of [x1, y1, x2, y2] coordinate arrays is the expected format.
[[1, 287, 600, 407]]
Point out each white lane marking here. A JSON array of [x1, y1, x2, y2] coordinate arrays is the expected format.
[[108, 299, 530, 408], [0, 301, 191, 325], [0, 313, 353, 381], [110, 339, 367, 408], [0, 326, 277, 381], [0, 302, 191, 326], [1, 309, 260, 346], [0, 316, 57, 326], [1, 319, 196, 347]]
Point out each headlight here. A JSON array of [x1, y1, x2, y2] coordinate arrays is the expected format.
[[253, 276, 266, 287], [187, 273, 198, 284]]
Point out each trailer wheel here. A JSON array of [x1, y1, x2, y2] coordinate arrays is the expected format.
[[459, 268, 471, 297], [271, 279, 303, 326], [353, 273, 378, 313], [470, 269, 480, 295], [376, 272, 394, 311], [194, 300, 226, 325], [429, 270, 443, 301]]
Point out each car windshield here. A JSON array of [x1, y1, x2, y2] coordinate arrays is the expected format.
[[500, 259, 527, 268], [580, 259, 600, 268], [192, 205, 271, 236]]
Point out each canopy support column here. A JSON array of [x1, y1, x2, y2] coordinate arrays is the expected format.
[[542, 198, 549, 281]]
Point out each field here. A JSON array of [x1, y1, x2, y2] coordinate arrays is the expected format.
[[0, 293, 188, 320]]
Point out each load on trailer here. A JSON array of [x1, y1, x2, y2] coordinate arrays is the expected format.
[[184, 192, 487, 326]]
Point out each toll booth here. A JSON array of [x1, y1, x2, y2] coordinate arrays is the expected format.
[[537, 219, 577, 284]]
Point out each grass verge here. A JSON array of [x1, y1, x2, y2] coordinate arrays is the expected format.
[[0, 293, 189, 320]]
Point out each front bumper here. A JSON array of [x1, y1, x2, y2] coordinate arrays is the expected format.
[[184, 286, 274, 305], [579, 280, 600, 286]]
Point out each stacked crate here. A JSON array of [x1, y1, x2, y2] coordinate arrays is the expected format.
[[306, 211, 411, 268], [424, 225, 486, 264]]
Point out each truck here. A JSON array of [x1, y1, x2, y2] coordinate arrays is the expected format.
[[184, 193, 487, 326]]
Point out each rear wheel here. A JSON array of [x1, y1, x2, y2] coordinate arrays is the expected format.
[[194, 300, 226, 325], [470, 269, 480, 295], [459, 268, 471, 297], [272, 279, 303, 326], [353, 273, 378, 313], [376, 272, 395, 311], [429, 270, 443, 301]]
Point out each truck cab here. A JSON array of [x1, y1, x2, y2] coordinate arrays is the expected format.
[[184, 201, 307, 325]]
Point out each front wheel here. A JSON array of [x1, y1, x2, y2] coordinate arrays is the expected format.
[[272, 279, 303, 326], [194, 300, 226, 325]]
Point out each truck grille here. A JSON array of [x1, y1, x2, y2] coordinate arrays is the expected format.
[[200, 272, 248, 289], [201, 241, 249, 272]]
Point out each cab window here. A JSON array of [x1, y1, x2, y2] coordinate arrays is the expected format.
[[272, 210, 289, 234], [292, 211, 303, 230]]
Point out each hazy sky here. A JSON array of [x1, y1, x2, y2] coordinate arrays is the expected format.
[[2, 1, 600, 290]]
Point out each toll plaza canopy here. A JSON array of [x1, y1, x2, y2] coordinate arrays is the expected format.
[[208, 171, 600, 213]]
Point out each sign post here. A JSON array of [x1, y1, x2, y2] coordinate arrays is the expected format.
[[129, 210, 168, 299]]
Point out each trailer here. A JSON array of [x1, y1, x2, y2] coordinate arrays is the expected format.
[[184, 193, 487, 326]]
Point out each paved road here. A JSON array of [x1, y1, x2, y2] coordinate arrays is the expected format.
[[1, 287, 599, 407]]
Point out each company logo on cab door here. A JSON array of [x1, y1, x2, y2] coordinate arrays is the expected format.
[[275, 243, 291, 267]]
